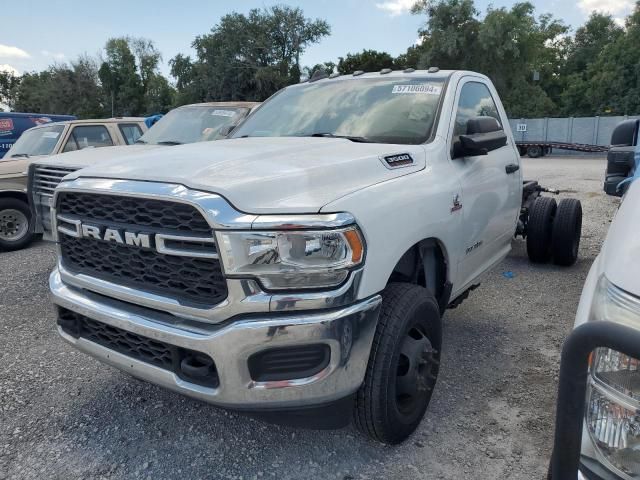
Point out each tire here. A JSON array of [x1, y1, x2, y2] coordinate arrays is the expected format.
[[551, 199, 582, 266], [526, 196, 557, 263], [354, 283, 442, 444], [0, 198, 35, 251], [527, 145, 543, 158]]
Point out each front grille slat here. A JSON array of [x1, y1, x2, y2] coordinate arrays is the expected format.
[[56, 192, 228, 307], [33, 166, 78, 197]]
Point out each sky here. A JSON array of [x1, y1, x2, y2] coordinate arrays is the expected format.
[[1, 0, 637, 79]]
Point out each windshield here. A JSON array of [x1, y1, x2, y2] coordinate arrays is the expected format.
[[6, 124, 65, 158], [137, 106, 250, 145], [232, 77, 446, 145]]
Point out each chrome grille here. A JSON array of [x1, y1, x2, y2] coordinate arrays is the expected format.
[[33, 165, 78, 197]]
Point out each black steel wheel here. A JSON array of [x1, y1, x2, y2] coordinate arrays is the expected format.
[[354, 283, 442, 444], [551, 198, 582, 266], [526, 196, 557, 263]]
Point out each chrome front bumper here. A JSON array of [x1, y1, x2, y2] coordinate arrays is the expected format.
[[50, 269, 382, 409]]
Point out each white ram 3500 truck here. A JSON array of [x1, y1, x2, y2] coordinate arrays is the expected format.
[[48, 69, 581, 444]]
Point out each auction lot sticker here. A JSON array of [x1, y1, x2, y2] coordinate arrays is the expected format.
[[392, 84, 442, 95]]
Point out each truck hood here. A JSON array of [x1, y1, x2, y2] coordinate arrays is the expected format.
[[35, 144, 159, 169], [0, 155, 46, 177], [68, 137, 427, 213], [601, 180, 640, 296]]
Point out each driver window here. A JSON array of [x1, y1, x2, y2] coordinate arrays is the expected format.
[[452, 82, 502, 143], [63, 125, 114, 153]]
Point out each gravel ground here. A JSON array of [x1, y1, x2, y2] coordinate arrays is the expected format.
[[0, 156, 620, 480]]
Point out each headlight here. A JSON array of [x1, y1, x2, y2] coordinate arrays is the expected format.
[[586, 275, 640, 478], [216, 226, 364, 290]]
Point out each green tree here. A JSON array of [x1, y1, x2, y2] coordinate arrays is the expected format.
[[170, 6, 330, 103], [11, 58, 103, 117], [408, 0, 567, 116], [99, 38, 144, 116], [580, 4, 640, 115], [560, 13, 625, 115], [565, 13, 623, 75], [337, 49, 396, 74]]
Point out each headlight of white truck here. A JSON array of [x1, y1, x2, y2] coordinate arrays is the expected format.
[[586, 276, 640, 478], [216, 227, 364, 290]]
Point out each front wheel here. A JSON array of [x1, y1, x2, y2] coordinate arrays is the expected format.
[[354, 283, 442, 444], [0, 198, 35, 251]]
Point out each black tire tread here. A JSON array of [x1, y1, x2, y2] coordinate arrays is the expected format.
[[353, 283, 439, 444], [551, 198, 582, 266], [527, 196, 557, 263]]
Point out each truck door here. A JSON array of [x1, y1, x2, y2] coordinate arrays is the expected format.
[[448, 78, 521, 287]]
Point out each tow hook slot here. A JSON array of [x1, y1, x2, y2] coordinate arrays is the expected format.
[[180, 353, 216, 384]]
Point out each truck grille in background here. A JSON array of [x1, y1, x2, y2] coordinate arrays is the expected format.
[[32, 165, 79, 197], [57, 308, 219, 388], [56, 192, 228, 307]]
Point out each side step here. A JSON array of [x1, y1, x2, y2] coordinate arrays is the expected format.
[[447, 283, 480, 309]]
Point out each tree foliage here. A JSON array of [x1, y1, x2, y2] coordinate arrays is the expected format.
[[170, 6, 330, 103], [337, 50, 396, 74], [11, 57, 103, 117]]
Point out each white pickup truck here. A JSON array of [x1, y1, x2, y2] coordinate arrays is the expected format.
[[47, 69, 582, 444]]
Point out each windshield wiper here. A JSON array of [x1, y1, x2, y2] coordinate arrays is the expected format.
[[308, 133, 374, 143], [134, 139, 147, 144], [10, 153, 29, 158], [156, 140, 183, 146]]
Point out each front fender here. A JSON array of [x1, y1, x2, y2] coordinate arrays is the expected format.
[[321, 149, 463, 300]]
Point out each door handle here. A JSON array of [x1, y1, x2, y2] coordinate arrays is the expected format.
[[505, 163, 520, 174]]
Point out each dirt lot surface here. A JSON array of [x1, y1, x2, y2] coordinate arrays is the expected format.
[[0, 156, 620, 479]]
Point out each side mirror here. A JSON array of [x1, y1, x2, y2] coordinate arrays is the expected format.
[[604, 146, 636, 197], [453, 117, 507, 158]]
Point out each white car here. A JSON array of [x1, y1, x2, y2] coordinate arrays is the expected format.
[[29, 102, 259, 239], [45, 69, 582, 444], [553, 120, 640, 480]]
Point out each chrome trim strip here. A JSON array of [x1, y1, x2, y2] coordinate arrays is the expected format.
[[51, 270, 382, 408], [56, 215, 81, 238], [56, 261, 364, 323], [155, 233, 219, 259], [251, 213, 355, 230]]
